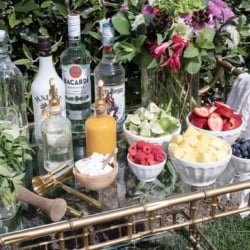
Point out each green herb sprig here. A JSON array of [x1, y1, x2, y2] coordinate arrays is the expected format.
[[0, 124, 33, 209]]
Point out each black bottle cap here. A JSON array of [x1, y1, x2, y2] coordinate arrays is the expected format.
[[38, 35, 52, 57]]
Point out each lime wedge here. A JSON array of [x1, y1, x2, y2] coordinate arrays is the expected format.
[[147, 102, 160, 114], [124, 114, 133, 124], [140, 120, 151, 129], [134, 107, 146, 116], [142, 110, 155, 121], [151, 122, 165, 135], [129, 114, 141, 125], [128, 123, 139, 134], [159, 109, 168, 118], [140, 127, 151, 137]]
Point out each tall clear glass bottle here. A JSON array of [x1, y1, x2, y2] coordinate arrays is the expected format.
[[0, 30, 28, 136], [41, 78, 74, 172], [31, 35, 66, 145], [60, 13, 92, 135], [94, 22, 126, 133]]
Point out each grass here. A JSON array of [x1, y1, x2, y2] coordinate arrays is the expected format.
[[201, 214, 250, 250]]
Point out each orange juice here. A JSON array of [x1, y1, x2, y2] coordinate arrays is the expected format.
[[85, 115, 116, 156], [85, 79, 117, 156]]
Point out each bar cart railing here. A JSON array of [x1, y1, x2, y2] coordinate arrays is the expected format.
[[0, 180, 250, 249]]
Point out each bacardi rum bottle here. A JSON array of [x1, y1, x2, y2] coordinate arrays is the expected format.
[[60, 13, 92, 135], [31, 35, 66, 145], [94, 21, 125, 133]]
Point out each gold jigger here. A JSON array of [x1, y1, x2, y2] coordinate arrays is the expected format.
[[32, 163, 103, 209]]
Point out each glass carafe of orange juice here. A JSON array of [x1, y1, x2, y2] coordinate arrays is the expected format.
[[85, 80, 117, 156]]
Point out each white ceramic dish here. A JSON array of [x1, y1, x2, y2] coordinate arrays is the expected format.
[[127, 154, 166, 182], [186, 113, 244, 145]]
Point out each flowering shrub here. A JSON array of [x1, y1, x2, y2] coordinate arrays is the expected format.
[[111, 0, 249, 74]]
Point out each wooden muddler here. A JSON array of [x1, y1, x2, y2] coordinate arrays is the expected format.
[[17, 185, 67, 222]]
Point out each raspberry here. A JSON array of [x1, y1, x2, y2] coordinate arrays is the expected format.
[[136, 150, 147, 162], [151, 144, 163, 154], [154, 153, 165, 163], [147, 158, 157, 165], [136, 140, 146, 150], [142, 143, 152, 154], [128, 144, 137, 156]]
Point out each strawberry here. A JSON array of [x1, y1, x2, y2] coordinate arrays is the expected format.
[[190, 116, 207, 129], [207, 112, 223, 131], [222, 117, 242, 130], [214, 101, 232, 110], [205, 104, 217, 114], [215, 106, 234, 118], [191, 107, 209, 118]]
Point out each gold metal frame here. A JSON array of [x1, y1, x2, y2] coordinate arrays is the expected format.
[[1, 180, 249, 249]]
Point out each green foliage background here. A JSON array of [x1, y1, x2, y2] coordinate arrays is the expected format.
[[0, 0, 249, 116]]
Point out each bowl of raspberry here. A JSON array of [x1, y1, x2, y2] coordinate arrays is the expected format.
[[186, 101, 244, 145], [231, 138, 250, 174], [127, 141, 166, 182]]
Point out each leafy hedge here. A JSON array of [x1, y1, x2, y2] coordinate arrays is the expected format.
[[0, 0, 249, 116]]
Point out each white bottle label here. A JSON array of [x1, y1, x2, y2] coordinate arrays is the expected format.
[[103, 84, 125, 130], [62, 64, 91, 104]]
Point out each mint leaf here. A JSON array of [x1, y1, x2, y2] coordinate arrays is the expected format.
[[196, 28, 215, 49]]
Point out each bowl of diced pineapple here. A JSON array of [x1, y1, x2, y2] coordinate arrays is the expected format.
[[123, 102, 181, 151], [168, 126, 232, 186]]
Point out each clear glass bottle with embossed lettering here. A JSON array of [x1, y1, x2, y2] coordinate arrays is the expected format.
[[60, 13, 92, 135], [41, 78, 74, 172], [31, 35, 66, 145], [94, 21, 125, 133]]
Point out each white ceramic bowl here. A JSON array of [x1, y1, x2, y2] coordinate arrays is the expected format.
[[123, 122, 181, 152], [127, 154, 166, 182], [168, 141, 232, 187], [186, 113, 244, 145], [230, 155, 250, 174]]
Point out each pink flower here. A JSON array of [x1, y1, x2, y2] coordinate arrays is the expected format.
[[208, 0, 235, 22], [160, 35, 190, 71], [150, 42, 169, 58], [141, 4, 153, 14]]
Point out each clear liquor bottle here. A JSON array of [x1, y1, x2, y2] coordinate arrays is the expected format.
[[0, 30, 28, 136], [94, 22, 126, 133], [41, 78, 74, 172], [31, 35, 66, 145], [60, 13, 92, 135]]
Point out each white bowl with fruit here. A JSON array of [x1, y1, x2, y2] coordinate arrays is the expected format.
[[186, 101, 244, 145], [127, 141, 166, 182], [230, 138, 250, 174], [168, 126, 232, 187], [123, 102, 181, 151]]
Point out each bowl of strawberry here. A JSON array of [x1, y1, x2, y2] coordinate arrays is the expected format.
[[127, 141, 166, 182], [186, 101, 244, 144]]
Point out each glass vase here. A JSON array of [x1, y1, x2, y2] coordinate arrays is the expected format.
[[141, 68, 199, 129]]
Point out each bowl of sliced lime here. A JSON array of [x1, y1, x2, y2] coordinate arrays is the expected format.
[[123, 102, 181, 151]]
